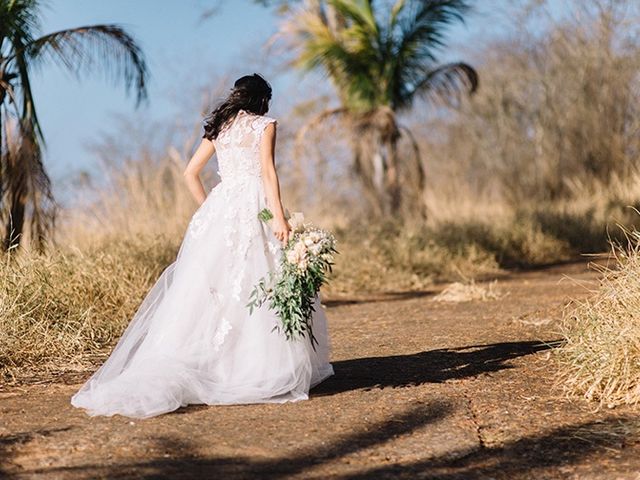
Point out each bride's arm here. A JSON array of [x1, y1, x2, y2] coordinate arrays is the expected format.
[[183, 138, 215, 206], [260, 122, 291, 244]]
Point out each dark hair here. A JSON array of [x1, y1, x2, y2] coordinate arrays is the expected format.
[[203, 73, 272, 141]]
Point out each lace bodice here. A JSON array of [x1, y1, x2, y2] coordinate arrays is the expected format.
[[213, 110, 277, 181], [188, 109, 281, 300]]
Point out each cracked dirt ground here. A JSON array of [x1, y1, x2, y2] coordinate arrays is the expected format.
[[1, 261, 640, 479]]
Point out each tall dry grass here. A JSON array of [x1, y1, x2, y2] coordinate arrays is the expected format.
[[557, 226, 640, 408], [2, 150, 601, 381], [1, 132, 201, 382], [0, 237, 177, 382]]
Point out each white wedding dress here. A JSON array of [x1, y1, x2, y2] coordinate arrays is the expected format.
[[71, 110, 334, 419]]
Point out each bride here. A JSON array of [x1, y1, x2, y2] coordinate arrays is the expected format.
[[71, 73, 334, 419]]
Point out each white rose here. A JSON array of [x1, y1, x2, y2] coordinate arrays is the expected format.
[[294, 240, 307, 255], [297, 258, 308, 272], [287, 240, 309, 271], [309, 244, 322, 256], [286, 249, 300, 265], [309, 231, 322, 243]]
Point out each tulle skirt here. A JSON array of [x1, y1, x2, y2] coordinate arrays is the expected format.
[[71, 176, 334, 419]]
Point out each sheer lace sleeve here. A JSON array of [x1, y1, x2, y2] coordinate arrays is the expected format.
[[251, 115, 277, 136]]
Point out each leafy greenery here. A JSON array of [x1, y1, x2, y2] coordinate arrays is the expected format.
[[247, 211, 337, 346], [258, 208, 275, 222], [290, 0, 477, 112]]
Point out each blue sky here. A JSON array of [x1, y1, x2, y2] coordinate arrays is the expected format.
[[31, 1, 563, 184], [34, 0, 280, 181]]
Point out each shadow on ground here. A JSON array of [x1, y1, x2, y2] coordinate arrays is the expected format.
[[4, 408, 635, 480], [0, 427, 73, 477], [6, 340, 620, 480], [323, 290, 436, 308], [338, 414, 637, 479], [0, 402, 451, 478], [313, 340, 561, 395]]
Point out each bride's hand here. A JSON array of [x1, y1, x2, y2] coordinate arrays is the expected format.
[[273, 217, 291, 245]]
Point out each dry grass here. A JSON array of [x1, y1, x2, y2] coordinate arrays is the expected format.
[[325, 221, 500, 294], [58, 151, 200, 248], [0, 235, 178, 383], [3, 158, 634, 382], [557, 227, 640, 408], [432, 281, 502, 303], [1, 160, 600, 382], [326, 196, 635, 295], [0, 149, 193, 383]]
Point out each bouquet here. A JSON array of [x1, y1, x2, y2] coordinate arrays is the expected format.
[[247, 208, 337, 346]]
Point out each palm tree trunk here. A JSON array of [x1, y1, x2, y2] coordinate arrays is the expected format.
[[0, 99, 8, 250], [400, 126, 427, 219], [353, 138, 385, 216], [384, 136, 401, 214], [353, 126, 403, 217], [2, 126, 31, 252], [3, 159, 26, 251], [4, 196, 26, 252], [0, 102, 3, 192], [0, 86, 5, 207]]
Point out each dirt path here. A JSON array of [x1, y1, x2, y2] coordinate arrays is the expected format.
[[2, 261, 639, 479]]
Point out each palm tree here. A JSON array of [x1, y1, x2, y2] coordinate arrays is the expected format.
[[281, 0, 478, 216], [0, 0, 148, 251]]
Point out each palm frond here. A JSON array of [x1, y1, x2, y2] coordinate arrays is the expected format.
[[388, 0, 473, 107], [288, 9, 377, 111], [25, 129, 55, 252], [19, 24, 148, 105], [0, 74, 22, 119], [283, 0, 476, 111], [294, 106, 347, 154], [328, 0, 378, 36], [390, 0, 406, 26], [329, 0, 381, 70], [408, 61, 478, 109], [396, 0, 471, 62], [0, 0, 41, 48]]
